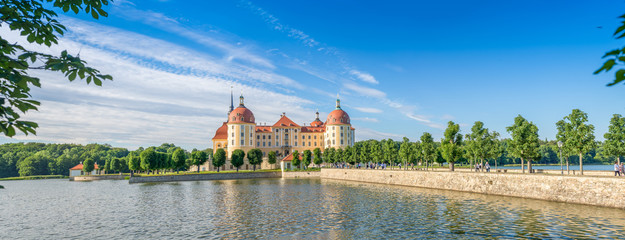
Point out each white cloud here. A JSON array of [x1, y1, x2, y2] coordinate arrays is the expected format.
[[352, 117, 379, 123], [349, 69, 378, 84], [355, 127, 403, 141], [343, 82, 386, 98], [0, 17, 315, 150], [354, 107, 383, 114]]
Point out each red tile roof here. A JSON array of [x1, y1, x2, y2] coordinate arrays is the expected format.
[[326, 109, 350, 125], [281, 153, 301, 162], [70, 163, 99, 170], [229, 106, 255, 124], [272, 115, 300, 127], [255, 126, 272, 132], [301, 126, 325, 133], [212, 122, 228, 140]]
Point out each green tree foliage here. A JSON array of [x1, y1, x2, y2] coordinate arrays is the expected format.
[[291, 150, 300, 169], [212, 148, 226, 172], [302, 149, 312, 169], [594, 13, 625, 86], [247, 148, 263, 171], [231, 149, 245, 172], [18, 150, 51, 176], [171, 148, 186, 173], [604, 114, 625, 164], [140, 149, 157, 174], [313, 148, 322, 167], [441, 121, 463, 171], [111, 158, 122, 174], [370, 141, 383, 165], [267, 151, 276, 166], [191, 150, 207, 173], [398, 137, 412, 170], [82, 157, 94, 175], [0, 0, 113, 137], [334, 148, 343, 165], [127, 153, 141, 173], [559, 109, 596, 175], [420, 132, 437, 170], [465, 121, 498, 172], [322, 147, 332, 163], [507, 115, 540, 173], [383, 138, 398, 168]]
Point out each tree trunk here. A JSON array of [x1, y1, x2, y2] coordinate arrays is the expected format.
[[521, 158, 525, 174], [197, 165, 200, 173], [236, 167, 239, 172], [618, 156, 621, 165], [481, 158, 484, 172], [579, 152, 583, 175], [449, 162, 455, 171], [528, 160, 532, 174], [253, 165, 256, 171], [566, 158, 570, 174]]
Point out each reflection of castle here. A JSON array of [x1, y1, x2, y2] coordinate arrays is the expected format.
[[210, 90, 355, 171]]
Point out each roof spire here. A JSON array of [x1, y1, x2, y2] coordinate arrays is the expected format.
[[315, 108, 320, 120], [229, 86, 234, 113], [239, 90, 245, 106], [336, 93, 341, 109]]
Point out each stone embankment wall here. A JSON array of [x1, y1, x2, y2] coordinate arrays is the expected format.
[[320, 169, 625, 209], [129, 171, 281, 183], [71, 175, 125, 181], [282, 171, 321, 178]]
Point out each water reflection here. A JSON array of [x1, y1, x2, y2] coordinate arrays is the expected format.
[[1, 178, 624, 239]]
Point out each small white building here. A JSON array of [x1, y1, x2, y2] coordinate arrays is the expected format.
[[280, 153, 300, 171], [69, 163, 100, 176]]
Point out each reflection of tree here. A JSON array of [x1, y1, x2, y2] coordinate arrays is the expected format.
[[444, 200, 467, 235], [514, 209, 549, 239]]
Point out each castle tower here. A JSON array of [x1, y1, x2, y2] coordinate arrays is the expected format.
[[226, 94, 256, 158], [324, 95, 353, 149]]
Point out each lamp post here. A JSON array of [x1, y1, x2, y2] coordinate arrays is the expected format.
[[557, 141, 563, 175]]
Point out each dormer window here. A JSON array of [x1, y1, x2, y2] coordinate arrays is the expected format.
[[232, 117, 235, 121], [241, 117, 244, 121]]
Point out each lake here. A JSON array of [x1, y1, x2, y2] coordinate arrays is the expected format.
[[1, 178, 624, 239]]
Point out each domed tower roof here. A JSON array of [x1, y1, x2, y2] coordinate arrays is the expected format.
[[228, 94, 255, 124], [310, 110, 324, 127], [325, 96, 350, 125]]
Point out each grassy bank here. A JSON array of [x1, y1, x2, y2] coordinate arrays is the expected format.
[[133, 169, 280, 177], [0, 175, 68, 181]]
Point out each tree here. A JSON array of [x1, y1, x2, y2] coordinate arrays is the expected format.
[[302, 150, 312, 169], [604, 114, 625, 165], [313, 148, 322, 167], [383, 139, 398, 169], [0, 0, 113, 137], [370, 141, 383, 167], [190, 150, 208, 173], [560, 109, 596, 175], [420, 132, 437, 171], [441, 121, 463, 171], [247, 148, 263, 171], [399, 137, 412, 170], [127, 153, 141, 174], [171, 149, 186, 173], [82, 158, 94, 175], [594, 13, 625, 86], [334, 148, 342, 166], [506, 115, 540, 174], [231, 149, 245, 172], [267, 151, 277, 168], [465, 121, 498, 172], [111, 158, 122, 175], [140, 149, 157, 174], [291, 150, 300, 169], [213, 148, 226, 172]]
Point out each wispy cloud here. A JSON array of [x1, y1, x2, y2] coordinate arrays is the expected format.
[[352, 117, 380, 123], [343, 82, 386, 98], [356, 127, 403, 141], [354, 107, 383, 114], [349, 70, 379, 84]]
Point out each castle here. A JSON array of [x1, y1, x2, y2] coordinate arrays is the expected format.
[[206, 91, 355, 171]]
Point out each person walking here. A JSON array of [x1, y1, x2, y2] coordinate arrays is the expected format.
[[485, 162, 491, 172], [614, 162, 621, 176]]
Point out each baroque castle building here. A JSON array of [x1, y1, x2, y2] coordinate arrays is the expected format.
[[208, 91, 355, 171]]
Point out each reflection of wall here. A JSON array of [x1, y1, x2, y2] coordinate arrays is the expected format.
[[321, 168, 625, 209]]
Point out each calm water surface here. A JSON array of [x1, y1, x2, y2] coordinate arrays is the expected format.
[[1, 178, 625, 239]]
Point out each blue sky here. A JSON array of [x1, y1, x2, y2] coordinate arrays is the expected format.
[[2, 0, 625, 150]]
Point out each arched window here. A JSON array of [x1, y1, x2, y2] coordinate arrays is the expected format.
[[241, 117, 244, 121]]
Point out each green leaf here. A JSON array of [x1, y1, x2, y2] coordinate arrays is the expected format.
[[608, 69, 625, 86], [594, 59, 616, 74], [603, 49, 621, 58], [68, 71, 77, 81], [91, 10, 99, 19]]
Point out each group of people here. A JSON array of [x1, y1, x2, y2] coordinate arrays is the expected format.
[[614, 162, 625, 176], [474, 162, 491, 172]]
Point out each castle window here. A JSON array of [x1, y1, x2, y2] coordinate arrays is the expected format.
[[269, 142, 272, 147], [314, 136, 316, 139], [340, 118, 343, 123], [241, 132, 244, 137], [218, 144, 221, 148], [257, 142, 260, 147], [341, 126, 344, 130], [262, 135, 266, 139], [250, 140, 252, 145], [294, 129, 297, 133], [308, 142, 311, 146], [275, 129, 278, 132], [276, 141, 279, 146], [332, 126, 335, 130], [268, 135, 271, 140], [314, 142, 317, 146], [257, 135, 260, 139], [263, 142, 266, 147], [232, 140, 234, 145], [232, 117, 235, 121], [241, 140, 244, 145], [341, 140, 344, 145], [341, 133, 344, 137], [332, 133, 335, 137], [241, 117, 244, 121], [332, 140, 335, 145], [308, 136, 311, 139], [302, 135, 305, 140], [295, 142, 298, 146]]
